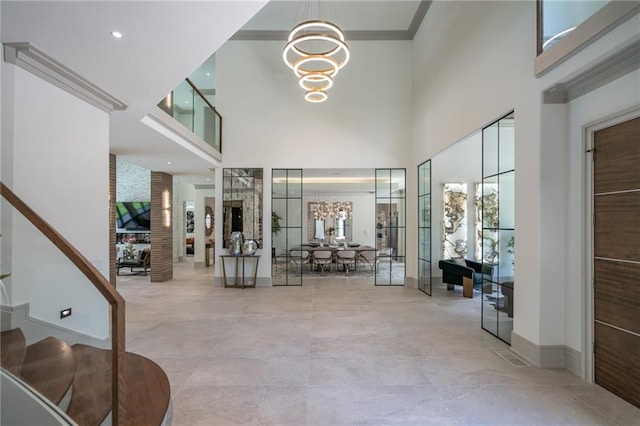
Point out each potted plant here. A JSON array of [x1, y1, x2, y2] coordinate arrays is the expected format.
[[271, 211, 283, 235]]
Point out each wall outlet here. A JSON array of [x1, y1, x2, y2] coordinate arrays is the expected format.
[[60, 308, 72, 319]]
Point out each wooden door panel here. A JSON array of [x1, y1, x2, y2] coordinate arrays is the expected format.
[[594, 322, 640, 408], [593, 116, 640, 409], [594, 259, 640, 335], [594, 192, 640, 262], [594, 117, 640, 194]]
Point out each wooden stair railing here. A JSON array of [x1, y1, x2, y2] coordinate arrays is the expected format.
[[0, 181, 126, 425]]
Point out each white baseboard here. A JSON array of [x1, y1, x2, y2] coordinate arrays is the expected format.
[[213, 277, 272, 287], [405, 276, 418, 289], [1, 303, 109, 348], [511, 332, 583, 377]]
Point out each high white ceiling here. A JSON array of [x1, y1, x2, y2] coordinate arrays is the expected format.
[[1, 1, 429, 185]]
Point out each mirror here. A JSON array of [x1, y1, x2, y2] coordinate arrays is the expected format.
[[223, 168, 263, 248], [307, 201, 353, 242]]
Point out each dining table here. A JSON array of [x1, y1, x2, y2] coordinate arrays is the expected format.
[[297, 244, 377, 272]]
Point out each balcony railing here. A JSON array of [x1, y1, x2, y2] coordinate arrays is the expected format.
[[158, 78, 222, 153]]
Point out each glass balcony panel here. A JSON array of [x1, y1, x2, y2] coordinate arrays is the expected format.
[[541, 1, 608, 52], [172, 80, 195, 131]]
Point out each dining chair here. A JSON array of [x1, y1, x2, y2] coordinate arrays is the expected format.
[[335, 250, 357, 275], [290, 250, 310, 273], [312, 250, 333, 273], [357, 249, 379, 274]]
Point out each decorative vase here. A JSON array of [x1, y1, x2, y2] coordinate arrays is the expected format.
[[242, 239, 258, 256], [230, 232, 243, 256]]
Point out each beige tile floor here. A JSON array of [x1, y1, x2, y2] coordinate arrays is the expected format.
[[117, 261, 640, 426]]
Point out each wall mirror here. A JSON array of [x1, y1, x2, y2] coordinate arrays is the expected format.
[[307, 201, 353, 242], [223, 168, 263, 248]]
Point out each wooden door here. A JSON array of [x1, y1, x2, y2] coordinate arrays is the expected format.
[[593, 116, 640, 408]]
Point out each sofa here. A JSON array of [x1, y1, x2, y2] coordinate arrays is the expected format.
[[438, 258, 492, 298]]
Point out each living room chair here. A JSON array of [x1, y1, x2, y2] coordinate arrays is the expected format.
[[438, 258, 492, 298], [117, 248, 151, 276]]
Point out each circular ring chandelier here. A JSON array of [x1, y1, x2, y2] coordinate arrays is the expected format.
[[283, 19, 349, 103]]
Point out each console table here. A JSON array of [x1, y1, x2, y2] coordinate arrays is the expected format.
[[219, 254, 260, 288]]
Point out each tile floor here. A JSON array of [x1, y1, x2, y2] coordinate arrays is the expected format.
[[117, 262, 640, 426]]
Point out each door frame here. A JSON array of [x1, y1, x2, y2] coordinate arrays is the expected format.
[[583, 105, 640, 383]]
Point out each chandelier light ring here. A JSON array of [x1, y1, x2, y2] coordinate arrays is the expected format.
[[299, 73, 334, 91], [282, 35, 350, 71], [305, 90, 328, 103], [293, 55, 339, 79], [287, 20, 346, 43], [284, 19, 349, 103]]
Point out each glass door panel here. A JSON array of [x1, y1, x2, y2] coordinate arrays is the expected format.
[[481, 112, 515, 344], [271, 169, 303, 286], [375, 168, 406, 286], [418, 160, 432, 295]]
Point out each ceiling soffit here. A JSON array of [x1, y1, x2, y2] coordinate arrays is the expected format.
[[231, 0, 432, 41]]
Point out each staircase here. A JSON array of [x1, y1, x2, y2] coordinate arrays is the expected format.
[[1, 328, 171, 425]]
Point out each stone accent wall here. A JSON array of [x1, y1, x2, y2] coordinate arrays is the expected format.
[[151, 172, 173, 282], [109, 154, 116, 286], [116, 160, 150, 201]]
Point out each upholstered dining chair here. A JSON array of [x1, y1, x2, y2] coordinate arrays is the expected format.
[[312, 250, 333, 273], [335, 250, 357, 275], [290, 250, 310, 273], [357, 250, 379, 274]]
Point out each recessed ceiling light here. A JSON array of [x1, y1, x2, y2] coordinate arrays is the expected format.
[[206, 72, 211, 76], [206, 178, 211, 181], [185, 101, 189, 104], [111, 31, 123, 39], [167, 161, 172, 165]]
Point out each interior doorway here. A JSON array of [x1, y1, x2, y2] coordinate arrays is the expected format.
[[592, 116, 640, 408]]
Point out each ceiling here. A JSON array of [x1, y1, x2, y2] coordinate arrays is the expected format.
[[1, 1, 429, 185]]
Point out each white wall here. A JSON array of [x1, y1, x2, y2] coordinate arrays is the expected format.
[[430, 131, 482, 276], [2, 67, 110, 338], [410, 0, 640, 355], [563, 70, 640, 352], [216, 40, 413, 168], [215, 40, 413, 278]]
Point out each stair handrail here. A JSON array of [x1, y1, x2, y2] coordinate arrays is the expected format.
[[0, 181, 126, 425]]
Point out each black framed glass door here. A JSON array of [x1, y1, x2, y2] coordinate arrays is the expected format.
[[272, 169, 303, 286], [418, 160, 432, 295], [375, 168, 406, 286]]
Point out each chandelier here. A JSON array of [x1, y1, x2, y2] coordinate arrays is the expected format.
[[283, 18, 350, 103], [313, 200, 353, 220]]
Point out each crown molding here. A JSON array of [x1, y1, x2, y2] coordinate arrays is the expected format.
[[3, 42, 127, 113], [231, 0, 431, 42], [230, 29, 413, 41], [543, 36, 640, 104]]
